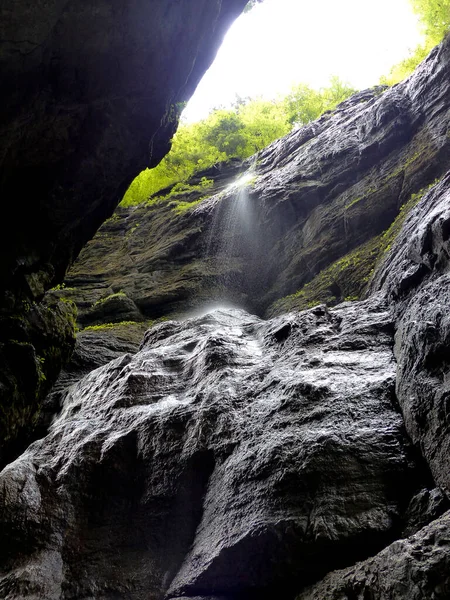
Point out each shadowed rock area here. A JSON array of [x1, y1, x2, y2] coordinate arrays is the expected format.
[[0, 0, 248, 300], [297, 510, 450, 600]]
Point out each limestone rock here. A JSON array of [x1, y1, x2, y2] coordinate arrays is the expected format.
[[0, 0, 248, 460], [402, 487, 449, 537], [0, 299, 424, 598], [0, 294, 76, 468], [0, 0, 248, 304], [38, 321, 151, 434], [370, 172, 450, 498]]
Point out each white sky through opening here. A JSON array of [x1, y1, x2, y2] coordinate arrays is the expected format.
[[182, 0, 422, 123]]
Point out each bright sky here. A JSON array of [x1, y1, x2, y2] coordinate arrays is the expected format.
[[182, 0, 423, 123]]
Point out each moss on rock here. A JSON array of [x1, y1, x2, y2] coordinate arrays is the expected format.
[[268, 183, 435, 316], [0, 295, 77, 467]]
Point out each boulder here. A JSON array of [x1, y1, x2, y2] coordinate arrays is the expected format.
[[297, 510, 450, 600]]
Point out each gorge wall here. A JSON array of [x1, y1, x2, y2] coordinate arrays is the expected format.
[[0, 0, 249, 464], [1, 11, 450, 600], [63, 35, 450, 327]]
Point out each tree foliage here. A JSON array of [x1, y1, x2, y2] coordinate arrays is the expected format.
[[121, 0, 450, 207], [121, 78, 355, 206], [412, 0, 450, 44], [381, 0, 450, 85], [284, 77, 356, 126]]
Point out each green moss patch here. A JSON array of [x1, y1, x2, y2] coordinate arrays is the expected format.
[[269, 182, 436, 316], [82, 320, 144, 332], [92, 291, 127, 308]]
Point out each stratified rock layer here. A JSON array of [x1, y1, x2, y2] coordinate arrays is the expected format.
[[0, 300, 422, 599], [374, 172, 450, 494], [291, 162, 450, 599]]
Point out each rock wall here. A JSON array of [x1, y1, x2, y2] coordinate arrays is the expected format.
[[0, 0, 248, 302], [63, 35, 450, 325], [295, 170, 450, 598], [0, 0, 249, 463], [2, 167, 450, 596], [0, 299, 435, 598]]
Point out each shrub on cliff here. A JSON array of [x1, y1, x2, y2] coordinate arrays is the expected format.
[[121, 78, 354, 206]]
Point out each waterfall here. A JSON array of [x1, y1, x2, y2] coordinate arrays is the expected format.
[[204, 169, 262, 310]]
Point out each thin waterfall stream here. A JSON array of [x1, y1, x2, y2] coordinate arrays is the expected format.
[[203, 167, 265, 312]]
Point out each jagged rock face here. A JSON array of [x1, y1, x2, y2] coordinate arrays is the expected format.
[[373, 173, 450, 495], [0, 0, 248, 462], [64, 35, 450, 324], [0, 300, 426, 598], [36, 321, 151, 438], [286, 175, 450, 598]]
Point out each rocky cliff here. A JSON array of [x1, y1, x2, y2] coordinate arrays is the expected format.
[[63, 35, 450, 327], [0, 0, 249, 464], [1, 28, 450, 600]]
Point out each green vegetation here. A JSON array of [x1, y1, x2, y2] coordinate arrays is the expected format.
[[413, 0, 450, 44], [82, 320, 143, 332], [271, 236, 384, 314], [120, 0, 448, 209], [381, 0, 450, 84], [121, 78, 356, 206], [92, 291, 127, 308], [81, 318, 168, 334], [377, 185, 431, 256], [283, 76, 356, 126], [136, 177, 214, 215], [172, 198, 205, 215], [50, 283, 66, 292]]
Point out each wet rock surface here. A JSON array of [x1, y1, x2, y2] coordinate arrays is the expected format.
[[287, 145, 450, 599], [374, 172, 450, 496], [38, 322, 151, 437], [0, 300, 425, 598]]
